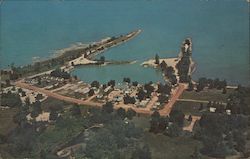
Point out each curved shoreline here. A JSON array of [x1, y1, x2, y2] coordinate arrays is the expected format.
[[2, 29, 142, 80]]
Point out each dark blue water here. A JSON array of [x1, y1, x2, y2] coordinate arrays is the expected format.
[[1, 0, 249, 85]]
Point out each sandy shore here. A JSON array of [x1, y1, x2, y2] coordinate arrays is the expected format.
[[69, 54, 97, 66]]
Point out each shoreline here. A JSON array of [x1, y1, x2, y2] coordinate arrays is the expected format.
[[2, 29, 142, 80]]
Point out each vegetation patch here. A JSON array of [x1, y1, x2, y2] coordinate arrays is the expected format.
[[181, 88, 234, 103]]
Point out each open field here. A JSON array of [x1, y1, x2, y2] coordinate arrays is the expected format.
[[132, 116, 209, 159], [180, 88, 235, 103], [143, 132, 210, 159], [0, 108, 18, 135], [173, 101, 206, 116]]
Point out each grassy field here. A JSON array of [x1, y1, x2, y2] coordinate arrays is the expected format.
[[132, 116, 211, 159], [173, 101, 206, 116], [143, 132, 211, 159], [0, 108, 18, 135], [180, 88, 235, 103]]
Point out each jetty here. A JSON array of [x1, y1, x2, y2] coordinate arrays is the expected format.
[[4, 29, 141, 80]]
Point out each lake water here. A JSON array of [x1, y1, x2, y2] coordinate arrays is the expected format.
[[1, 0, 249, 85]]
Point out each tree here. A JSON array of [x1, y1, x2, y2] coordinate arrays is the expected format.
[[18, 88, 23, 93], [13, 110, 28, 127], [165, 66, 175, 77], [88, 89, 95, 97], [132, 81, 138, 87], [24, 97, 31, 106], [102, 102, 114, 113], [158, 94, 169, 104], [1, 91, 22, 108], [30, 101, 42, 118], [155, 54, 159, 65], [160, 61, 167, 71], [190, 147, 201, 159], [102, 84, 107, 90], [166, 123, 181, 137], [5, 79, 11, 86], [35, 93, 43, 101], [158, 117, 168, 131], [150, 111, 160, 133], [131, 145, 152, 159], [151, 111, 160, 122], [222, 87, 227, 94], [137, 89, 146, 101], [71, 105, 81, 117], [40, 149, 47, 159], [188, 115, 193, 121], [123, 95, 136, 104], [117, 107, 126, 119], [157, 83, 171, 95], [21, 91, 26, 97], [108, 80, 116, 87], [50, 68, 70, 79], [12, 86, 16, 91], [37, 77, 41, 85], [126, 108, 136, 120], [187, 81, 194, 91], [144, 83, 154, 95], [91, 81, 100, 88], [199, 103, 204, 111], [123, 77, 131, 84], [169, 109, 185, 127], [49, 109, 58, 121]]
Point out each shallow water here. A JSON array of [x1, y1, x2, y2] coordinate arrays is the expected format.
[[1, 0, 249, 85]]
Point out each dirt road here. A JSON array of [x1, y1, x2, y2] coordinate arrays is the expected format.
[[183, 115, 201, 132], [15, 81, 186, 116], [159, 84, 187, 116], [15, 81, 103, 107], [177, 98, 227, 105]]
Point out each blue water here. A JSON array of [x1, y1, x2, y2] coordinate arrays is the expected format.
[[1, 0, 249, 85]]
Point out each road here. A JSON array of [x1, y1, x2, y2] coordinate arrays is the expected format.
[[183, 115, 201, 132], [159, 83, 187, 116], [15, 81, 103, 107], [177, 98, 227, 105], [15, 81, 186, 116]]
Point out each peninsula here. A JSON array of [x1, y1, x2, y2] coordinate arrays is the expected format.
[[1, 29, 141, 80]]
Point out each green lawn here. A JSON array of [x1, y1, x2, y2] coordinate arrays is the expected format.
[[180, 88, 235, 103]]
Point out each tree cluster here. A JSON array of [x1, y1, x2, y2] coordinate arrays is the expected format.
[[91, 80, 100, 88], [50, 68, 70, 79], [149, 110, 184, 137], [176, 53, 191, 83], [123, 95, 136, 104], [196, 78, 227, 92], [195, 112, 249, 158], [107, 80, 116, 87], [123, 77, 131, 83], [117, 107, 137, 120], [164, 66, 177, 85], [1, 91, 22, 108]]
